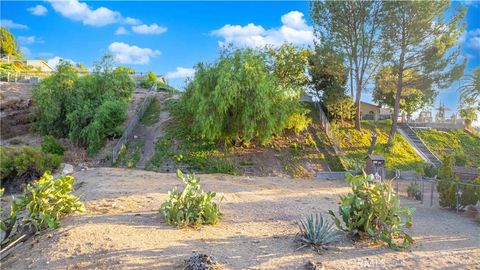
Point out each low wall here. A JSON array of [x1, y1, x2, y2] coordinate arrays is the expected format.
[[409, 122, 463, 130]]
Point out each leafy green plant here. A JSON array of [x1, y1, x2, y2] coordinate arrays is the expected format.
[[437, 155, 459, 209], [423, 163, 438, 178], [329, 173, 414, 250], [161, 170, 222, 227], [140, 71, 157, 88], [407, 181, 421, 200], [32, 56, 134, 156], [296, 213, 341, 252], [13, 171, 85, 233], [460, 177, 480, 207], [41, 135, 64, 156], [179, 46, 310, 145]]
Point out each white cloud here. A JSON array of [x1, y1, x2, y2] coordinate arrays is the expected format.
[[124, 17, 141, 25], [462, 28, 480, 51], [48, 0, 120, 26], [18, 36, 41, 45], [108, 42, 160, 65], [47, 56, 76, 70], [21, 47, 31, 56], [166, 67, 195, 80], [115, 26, 129, 35], [0, 19, 28, 30], [28, 5, 48, 16], [131, 23, 167, 35], [468, 36, 480, 50], [211, 11, 313, 48]]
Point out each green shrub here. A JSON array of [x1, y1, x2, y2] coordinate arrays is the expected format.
[[0, 146, 62, 183], [140, 71, 157, 88], [423, 163, 438, 177], [32, 56, 134, 156], [460, 177, 480, 207], [329, 173, 414, 250], [179, 46, 309, 145], [41, 135, 64, 155], [161, 170, 222, 227], [296, 213, 341, 252], [285, 111, 312, 135], [437, 155, 459, 209], [13, 171, 85, 233]]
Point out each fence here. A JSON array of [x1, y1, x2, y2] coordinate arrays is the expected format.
[[314, 102, 342, 155], [392, 175, 480, 212], [112, 83, 157, 163]]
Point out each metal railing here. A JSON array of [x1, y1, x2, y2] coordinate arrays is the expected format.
[[392, 175, 480, 212], [112, 83, 157, 163], [314, 102, 343, 155]]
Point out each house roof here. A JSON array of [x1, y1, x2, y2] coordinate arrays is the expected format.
[[360, 101, 380, 108]]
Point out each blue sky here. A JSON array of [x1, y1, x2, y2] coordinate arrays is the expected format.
[[1, 0, 479, 119]]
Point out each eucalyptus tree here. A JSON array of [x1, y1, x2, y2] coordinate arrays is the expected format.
[[310, 0, 383, 130], [380, 1, 466, 145]]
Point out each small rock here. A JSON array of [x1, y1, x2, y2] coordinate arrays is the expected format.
[[61, 163, 74, 175]]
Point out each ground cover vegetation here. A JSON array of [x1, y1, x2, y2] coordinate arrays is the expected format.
[[329, 173, 414, 250], [32, 56, 135, 155], [415, 128, 480, 168], [331, 121, 424, 172], [114, 139, 145, 169], [0, 145, 62, 194], [140, 98, 161, 126]]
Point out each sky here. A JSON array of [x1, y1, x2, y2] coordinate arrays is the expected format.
[[1, 0, 479, 122]]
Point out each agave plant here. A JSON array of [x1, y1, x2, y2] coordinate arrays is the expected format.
[[296, 213, 341, 251]]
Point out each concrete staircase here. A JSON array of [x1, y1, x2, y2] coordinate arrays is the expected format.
[[397, 123, 442, 167]]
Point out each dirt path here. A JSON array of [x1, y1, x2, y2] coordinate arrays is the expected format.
[[133, 92, 176, 168], [2, 168, 479, 270]]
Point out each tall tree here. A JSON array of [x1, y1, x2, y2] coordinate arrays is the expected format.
[[381, 1, 466, 145], [0, 27, 22, 59], [307, 45, 347, 101], [373, 66, 437, 121], [310, 1, 383, 130]]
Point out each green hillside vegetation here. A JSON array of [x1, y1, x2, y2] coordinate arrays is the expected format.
[[416, 129, 480, 168], [332, 121, 425, 172]]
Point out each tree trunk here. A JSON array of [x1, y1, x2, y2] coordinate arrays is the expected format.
[[388, 59, 405, 146], [354, 78, 362, 130], [349, 57, 354, 98]]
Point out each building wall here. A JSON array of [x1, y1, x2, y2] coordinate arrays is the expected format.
[[360, 102, 380, 121]]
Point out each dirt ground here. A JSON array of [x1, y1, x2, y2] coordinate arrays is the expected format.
[[2, 168, 479, 270]]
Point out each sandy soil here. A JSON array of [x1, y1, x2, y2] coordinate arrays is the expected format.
[[2, 168, 479, 270]]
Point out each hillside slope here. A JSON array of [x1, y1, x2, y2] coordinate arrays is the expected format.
[[415, 129, 480, 168], [332, 121, 425, 172]]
